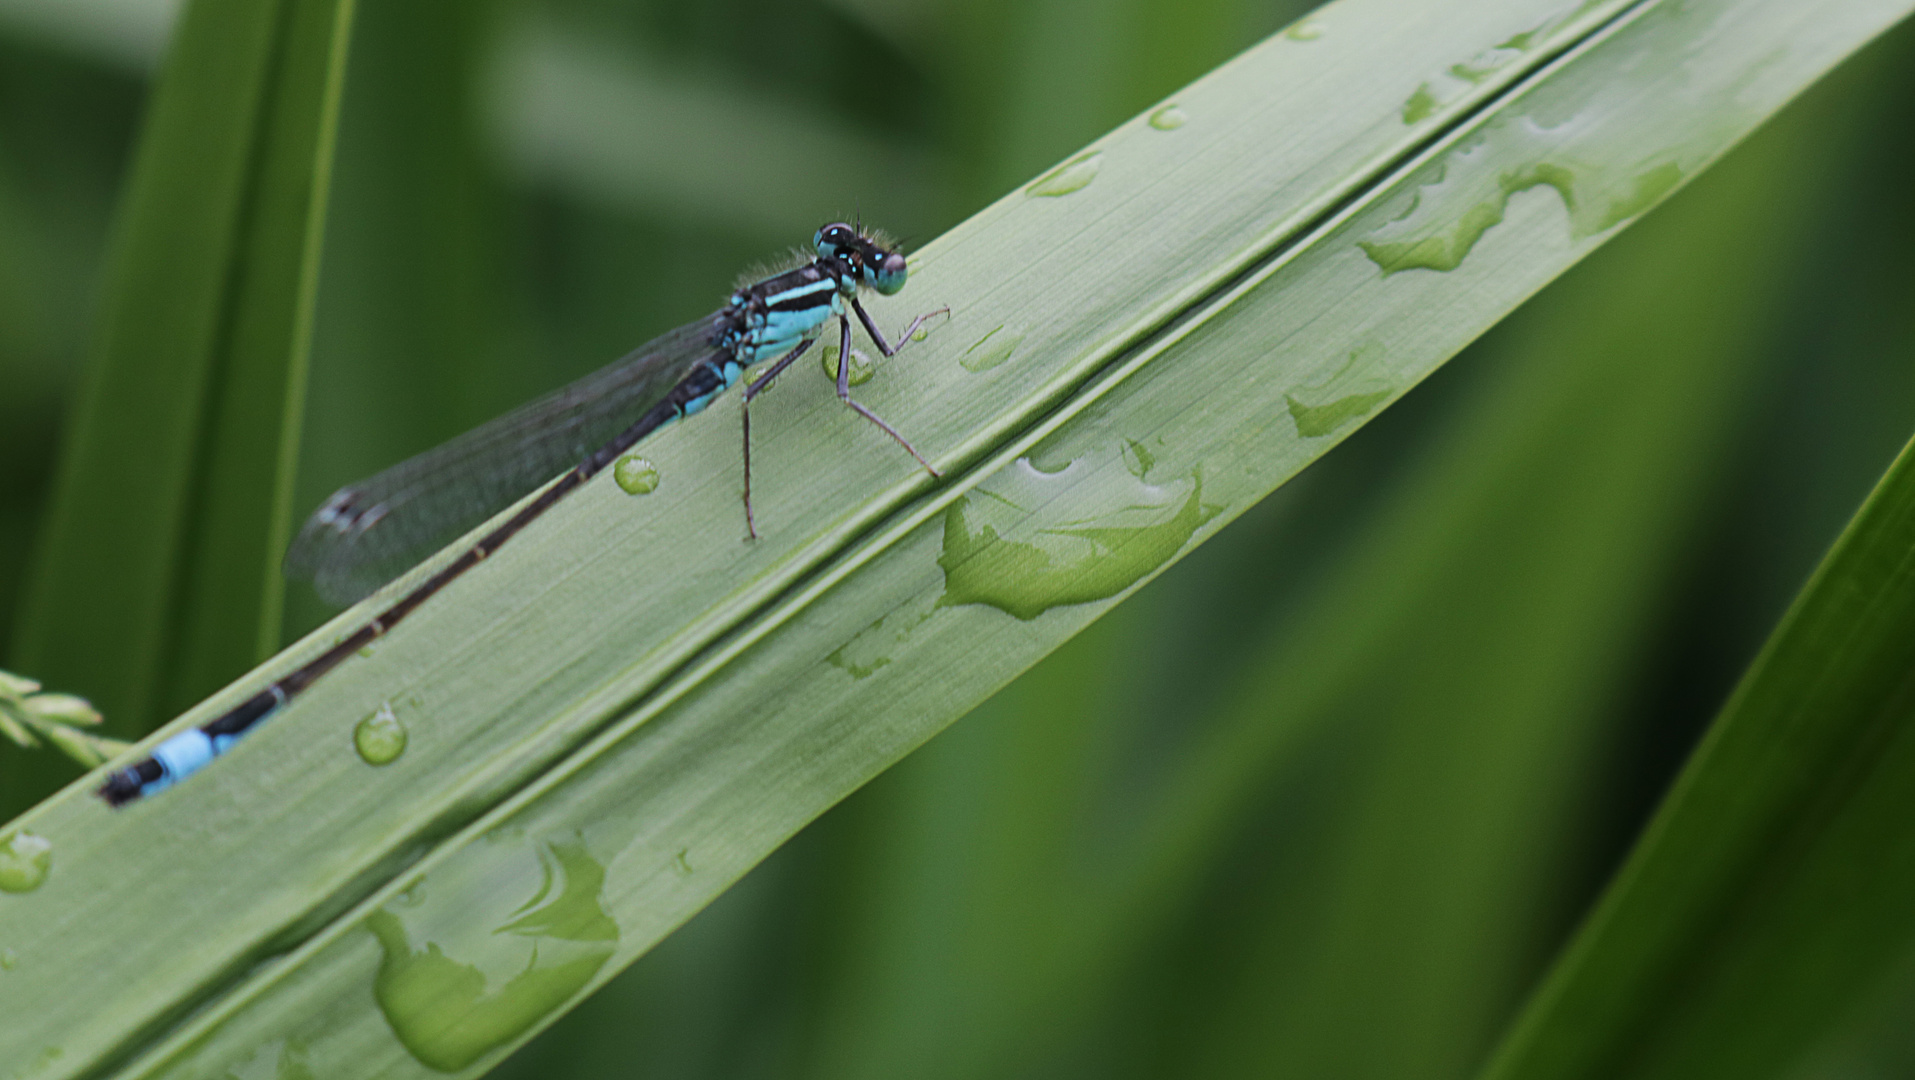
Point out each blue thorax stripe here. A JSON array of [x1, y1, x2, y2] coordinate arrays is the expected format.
[[764, 276, 839, 312]]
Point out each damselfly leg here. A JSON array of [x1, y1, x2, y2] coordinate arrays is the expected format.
[[741, 337, 816, 539], [850, 297, 950, 360], [831, 313, 939, 472], [739, 304, 949, 538]]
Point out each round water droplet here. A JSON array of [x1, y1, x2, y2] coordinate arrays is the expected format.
[[354, 704, 408, 766], [0, 832, 52, 893], [613, 455, 659, 496], [1026, 152, 1101, 197], [1285, 17, 1323, 40], [820, 345, 874, 387], [1148, 105, 1187, 130], [1, 949, 17, 970]]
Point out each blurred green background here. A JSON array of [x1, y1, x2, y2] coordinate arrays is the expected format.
[[2, 0, 1913, 1076]]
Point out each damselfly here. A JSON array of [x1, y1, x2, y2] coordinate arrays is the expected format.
[[98, 222, 944, 806]]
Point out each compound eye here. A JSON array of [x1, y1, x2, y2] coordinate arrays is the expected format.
[[871, 251, 908, 295]]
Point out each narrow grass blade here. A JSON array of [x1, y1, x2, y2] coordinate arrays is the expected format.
[[8, 0, 355, 732], [1476, 236, 1915, 1080]]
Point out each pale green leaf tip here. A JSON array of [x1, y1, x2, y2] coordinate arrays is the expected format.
[[0, 669, 42, 698]]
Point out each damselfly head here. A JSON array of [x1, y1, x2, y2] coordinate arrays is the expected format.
[[815, 222, 909, 296]]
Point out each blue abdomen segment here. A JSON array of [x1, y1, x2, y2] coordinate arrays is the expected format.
[[97, 686, 287, 805], [138, 728, 241, 798]]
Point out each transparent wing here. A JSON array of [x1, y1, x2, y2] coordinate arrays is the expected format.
[[287, 312, 729, 605]]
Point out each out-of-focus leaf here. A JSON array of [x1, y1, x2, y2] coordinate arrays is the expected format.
[[9, 0, 355, 732], [1479, 238, 1915, 1080]]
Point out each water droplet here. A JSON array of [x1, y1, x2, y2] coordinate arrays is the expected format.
[[827, 605, 936, 681], [1591, 162, 1683, 232], [1287, 343, 1395, 436], [1399, 12, 1571, 126], [1449, 32, 1533, 85], [910, 326, 929, 343], [0, 832, 51, 893], [1285, 17, 1323, 40], [1148, 105, 1187, 130], [673, 849, 694, 876], [820, 344, 874, 387], [354, 704, 407, 766], [1359, 129, 1571, 275], [1360, 196, 1504, 274], [1026, 152, 1101, 197], [213, 1036, 313, 1080], [937, 444, 1217, 620], [357, 642, 377, 659], [1361, 111, 1677, 276], [961, 326, 1024, 373], [613, 455, 659, 496], [369, 833, 618, 1072], [1121, 438, 1156, 478], [1402, 83, 1439, 124], [1288, 392, 1394, 437], [826, 647, 891, 680], [1, 948, 17, 970]]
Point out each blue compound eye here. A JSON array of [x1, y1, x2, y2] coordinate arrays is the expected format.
[[815, 222, 855, 256], [871, 251, 907, 295]]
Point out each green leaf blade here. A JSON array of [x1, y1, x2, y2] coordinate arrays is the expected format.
[[1479, 339, 1915, 1075]]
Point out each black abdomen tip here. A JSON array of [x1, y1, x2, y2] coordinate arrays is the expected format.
[[96, 759, 162, 808]]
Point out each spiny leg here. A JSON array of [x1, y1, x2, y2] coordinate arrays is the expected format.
[[834, 315, 940, 477], [741, 337, 816, 539], [849, 296, 951, 357]]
